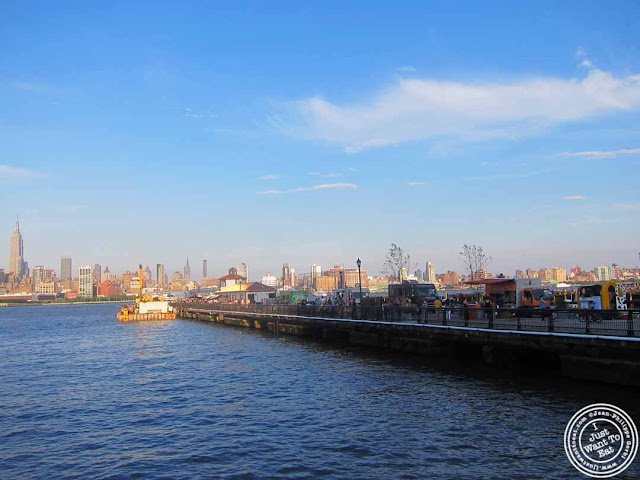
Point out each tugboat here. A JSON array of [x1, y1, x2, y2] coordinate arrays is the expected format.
[[117, 265, 176, 322]]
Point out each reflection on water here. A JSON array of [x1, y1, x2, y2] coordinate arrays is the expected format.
[[0, 304, 638, 479]]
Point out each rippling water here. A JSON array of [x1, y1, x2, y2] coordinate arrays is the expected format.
[[1, 304, 638, 479]]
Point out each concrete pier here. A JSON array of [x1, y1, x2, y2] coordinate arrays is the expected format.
[[174, 304, 640, 387]]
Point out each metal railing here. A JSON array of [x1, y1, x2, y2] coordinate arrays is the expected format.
[[175, 303, 640, 337]]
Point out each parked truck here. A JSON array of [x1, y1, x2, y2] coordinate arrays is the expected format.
[[466, 278, 555, 308]]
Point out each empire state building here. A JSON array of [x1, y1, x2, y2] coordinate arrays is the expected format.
[[9, 216, 25, 279]]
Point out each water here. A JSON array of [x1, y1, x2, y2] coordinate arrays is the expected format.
[[1, 304, 638, 479]]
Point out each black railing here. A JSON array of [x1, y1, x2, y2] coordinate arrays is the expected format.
[[176, 303, 640, 338]]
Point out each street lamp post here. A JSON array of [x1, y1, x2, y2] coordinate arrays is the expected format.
[[356, 258, 362, 305]]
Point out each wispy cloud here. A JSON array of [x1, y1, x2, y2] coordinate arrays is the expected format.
[[557, 147, 640, 159], [615, 203, 640, 210], [397, 66, 416, 72], [0, 165, 44, 183], [257, 183, 357, 195], [10, 81, 61, 94], [408, 181, 427, 186], [278, 65, 640, 152], [308, 172, 342, 178], [563, 195, 585, 200], [348, 167, 359, 172], [259, 174, 281, 180]]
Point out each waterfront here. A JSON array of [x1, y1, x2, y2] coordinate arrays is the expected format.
[[1, 304, 639, 479]]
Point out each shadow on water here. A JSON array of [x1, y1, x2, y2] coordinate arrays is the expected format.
[[184, 318, 640, 418]]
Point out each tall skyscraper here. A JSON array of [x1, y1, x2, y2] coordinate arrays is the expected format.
[[79, 265, 93, 297], [282, 263, 291, 285], [9, 216, 25, 279], [202, 259, 208, 279], [92, 264, 102, 284], [184, 258, 191, 281], [426, 261, 436, 284], [157, 264, 166, 287], [102, 266, 111, 282], [311, 264, 322, 282], [237, 262, 248, 281], [61, 256, 72, 280]]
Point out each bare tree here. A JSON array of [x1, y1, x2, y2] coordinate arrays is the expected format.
[[382, 243, 413, 282], [459, 244, 492, 280]]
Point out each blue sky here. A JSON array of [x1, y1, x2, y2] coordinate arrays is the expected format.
[[2, 1, 640, 279]]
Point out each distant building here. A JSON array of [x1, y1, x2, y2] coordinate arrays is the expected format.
[[551, 267, 567, 283], [202, 259, 207, 280], [184, 258, 191, 281], [102, 266, 112, 282], [414, 269, 424, 282], [143, 265, 152, 284], [61, 256, 72, 281], [311, 264, 322, 283], [9, 216, 25, 279], [426, 262, 436, 284], [156, 264, 166, 287], [237, 263, 248, 281], [32, 265, 45, 293], [219, 267, 247, 288], [261, 272, 278, 287], [595, 265, 615, 282], [79, 265, 93, 297], [282, 263, 291, 285], [92, 264, 102, 284]]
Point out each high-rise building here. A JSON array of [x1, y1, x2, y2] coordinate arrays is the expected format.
[[311, 264, 322, 283], [79, 265, 93, 297], [143, 265, 152, 284], [414, 269, 424, 282], [32, 265, 45, 293], [9, 216, 25, 279], [282, 263, 291, 285], [290, 267, 296, 287], [156, 264, 166, 287], [426, 261, 436, 284], [61, 256, 72, 280], [184, 258, 191, 281], [102, 266, 111, 282], [202, 259, 208, 279], [92, 264, 102, 284], [237, 263, 248, 281], [594, 266, 615, 282]]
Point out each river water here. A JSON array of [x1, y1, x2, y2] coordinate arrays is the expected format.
[[1, 304, 638, 479]]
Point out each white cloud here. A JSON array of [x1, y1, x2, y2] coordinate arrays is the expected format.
[[259, 174, 281, 180], [280, 66, 640, 152], [0, 165, 44, 183], [563, 195, 585, 200], [558, 147, 640, 159], [398, 66, 417, 72], [408, 181, 427, 186], [348, 167, 359, 172], [257, 183, 357, 195]]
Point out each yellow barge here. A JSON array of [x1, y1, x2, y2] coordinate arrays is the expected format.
[[116, 264, 177, 322]]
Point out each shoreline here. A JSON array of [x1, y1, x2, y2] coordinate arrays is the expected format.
[[0, 300, 129, 308]]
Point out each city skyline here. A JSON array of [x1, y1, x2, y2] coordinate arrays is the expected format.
[[3, 217, 638, 282], [2, 2, 640, 275]]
